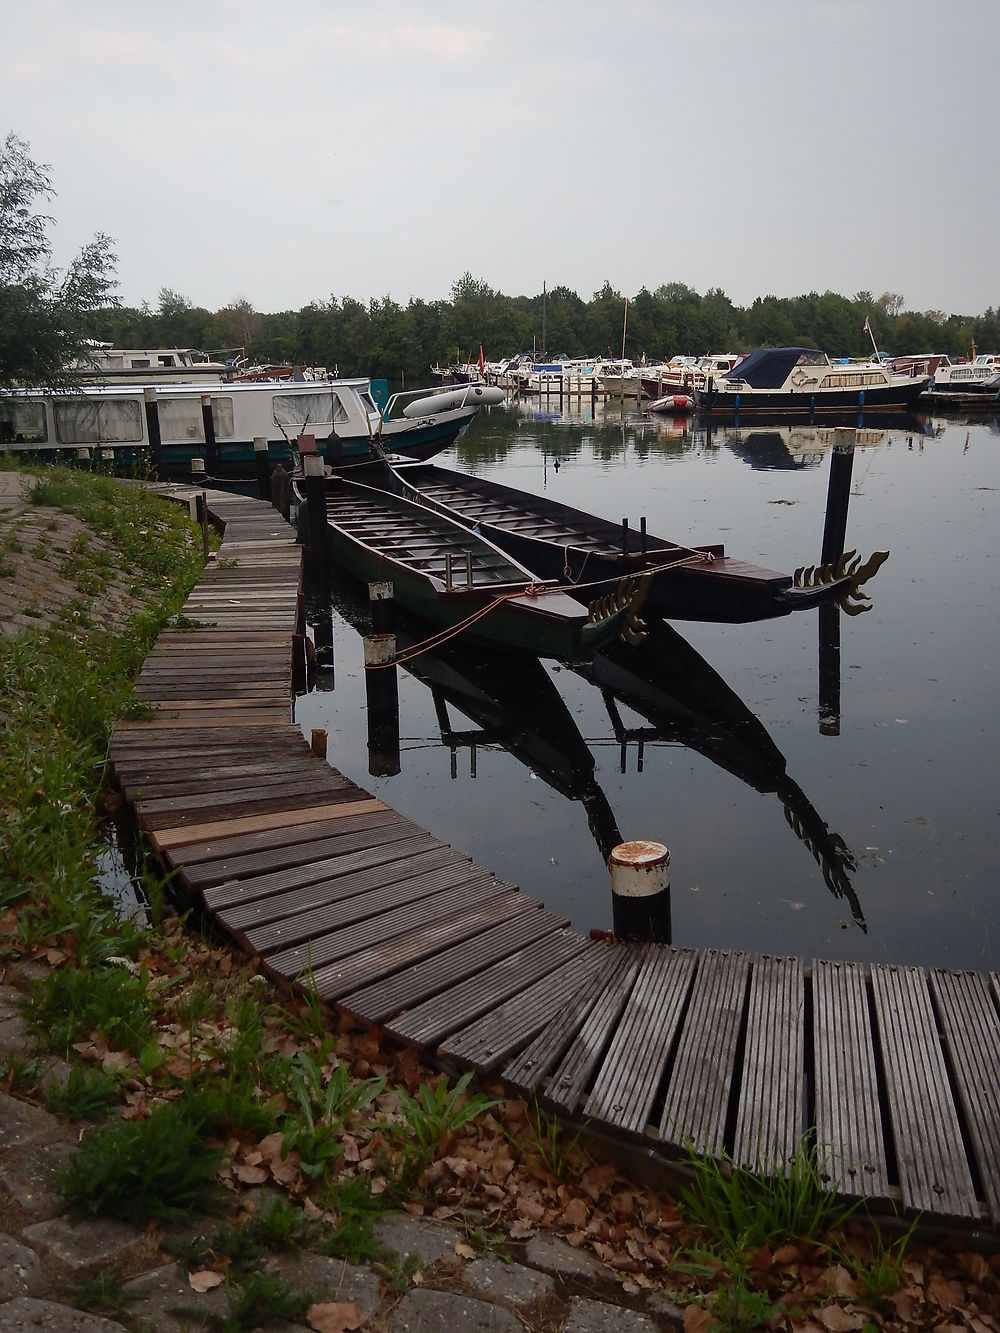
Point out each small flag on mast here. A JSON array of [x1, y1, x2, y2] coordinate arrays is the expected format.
[[863, 317, 870, 334]]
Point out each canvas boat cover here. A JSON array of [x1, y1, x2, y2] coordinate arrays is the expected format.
[[720, 347, 823, 388]]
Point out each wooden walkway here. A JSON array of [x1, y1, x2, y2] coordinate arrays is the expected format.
[[110, 487, 1000, 1229]]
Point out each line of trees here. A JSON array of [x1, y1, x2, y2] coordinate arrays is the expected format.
[[87, 275, 1000, 390], [4, 133, 998, 394]]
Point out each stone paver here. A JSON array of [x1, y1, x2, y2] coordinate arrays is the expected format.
[[372, 1214, 459, 1269], [0, 1297, 127, 1332], [462, 1256, 555, 1307], [0, 1095, 61, 1153], [124, 1263, 229, 1333], [0, 1235, 43, 1302], [563, 1295, 662, 1332], [388, 1287, 523, 1332], [20, 1216, 147, 1274]]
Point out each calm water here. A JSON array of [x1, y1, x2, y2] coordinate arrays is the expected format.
[[294, 399, 1000, 971]]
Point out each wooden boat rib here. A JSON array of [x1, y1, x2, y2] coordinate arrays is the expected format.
[[370, 460, 866, 624], [313, 476, 648, 657]]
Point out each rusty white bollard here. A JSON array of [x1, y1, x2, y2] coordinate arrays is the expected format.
[[608, 840, 671, 943]]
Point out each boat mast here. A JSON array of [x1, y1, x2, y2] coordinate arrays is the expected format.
[[542, 281, 547, 359], [863, 315, 881, 362], [621, 298, 629, 362]]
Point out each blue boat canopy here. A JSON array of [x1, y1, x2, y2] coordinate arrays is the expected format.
[[720, 347, 824, 388]]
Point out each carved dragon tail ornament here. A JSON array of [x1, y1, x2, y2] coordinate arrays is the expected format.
[[792, 548, 890, 615], [587, 573, 653, 647]]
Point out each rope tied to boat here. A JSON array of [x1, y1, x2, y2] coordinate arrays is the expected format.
[[363, 589, 536, 668]]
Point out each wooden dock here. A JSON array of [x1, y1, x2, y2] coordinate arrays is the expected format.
[[110, 486, 1000, 1229]]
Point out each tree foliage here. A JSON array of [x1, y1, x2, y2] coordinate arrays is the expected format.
[[74, 281, 1000, 391], [0, 132, 118, 390]]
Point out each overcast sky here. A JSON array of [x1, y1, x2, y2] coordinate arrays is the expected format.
[[5, 0, 996, 321]]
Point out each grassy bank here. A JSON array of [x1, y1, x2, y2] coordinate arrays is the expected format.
[[1, 465, 993, 1332]]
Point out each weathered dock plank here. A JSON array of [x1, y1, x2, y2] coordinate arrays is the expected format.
[[503, 944, 642, 1105], [811, 959, 891, 1201], [148, 797, 387, 853], [871, 964, 979, 1219], [585, 945, 697, 1138], [388, 929, 592, 1051], [342, 907, 567, 1026], [309, 895, 541, 1003], [236, 852, 469, 952], [929, 968, 1000, 1225], [438, 945, 607, 1073], [261, 872, 514, 979], [658, 949, 750, 1156], [734, 954, 804, 1172]]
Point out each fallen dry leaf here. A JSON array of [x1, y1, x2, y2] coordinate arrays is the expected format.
[[188, 1270, 224, 1293], [927, 1272, 965, 1310], [682, 1304, 712, 1332], [306, 1301, 360, 1333], [234, 1164, 268, 1185], [817, 1305, 865, 1331]]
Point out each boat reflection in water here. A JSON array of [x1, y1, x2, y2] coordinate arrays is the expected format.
[[303, 571, 865, 943], [693, 415, 933, 472]]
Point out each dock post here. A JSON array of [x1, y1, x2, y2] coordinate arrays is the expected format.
[[363, 632, 400, 776], [369, 580, 395, 634], [253, 436, 270, 501], [311, 596, 335, 677], [143, 387, 164, 481], [818, 601, 841, 737], [201, 395, 219, 475], [820, 441, 856, 566], [299, 437, 329, 582], [608, 840, 671, 942]]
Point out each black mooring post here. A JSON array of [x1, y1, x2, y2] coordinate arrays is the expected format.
[[253, 436, 270, 501], [299, 437, 329, 584], [369, 580, 395, 634], [821, 444, 857, 566], [818, 600, 841, 737], [143, 387, 164, 480], [201, 395, 219, 475]]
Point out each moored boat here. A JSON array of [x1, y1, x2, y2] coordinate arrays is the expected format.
[[307, 475, 649, 658], [923, 352, 1000, 399], [647, 391, 695, 414], [368, 458, 885, 624], [0, 378, 503, 478], [693, 346, 930, 415], [641, 353, 744, 399]]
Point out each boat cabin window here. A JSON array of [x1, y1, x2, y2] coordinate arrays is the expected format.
[[53, 399, 144, 444], [820, 371, 889, 389], [129, 359, 151, 369], [158, 396, 235, 441], [271, 391, 348, 430], [0, 399, 48, 444]]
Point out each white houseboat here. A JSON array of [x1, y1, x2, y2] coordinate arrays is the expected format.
[[0, 378, 503, 477]]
